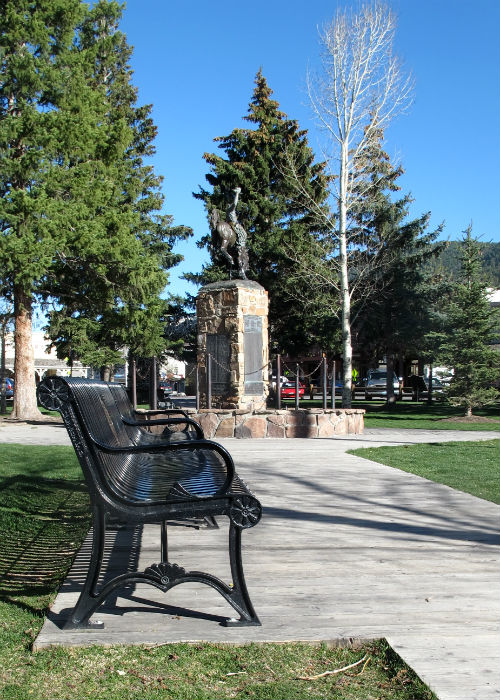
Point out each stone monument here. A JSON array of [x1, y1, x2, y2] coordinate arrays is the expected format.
[[197, 279, 269, 411], [197, 188, 269, 410]]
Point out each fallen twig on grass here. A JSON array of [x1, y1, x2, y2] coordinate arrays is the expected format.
[[297, 654, 369, 680], [360, 655, 371, 674]]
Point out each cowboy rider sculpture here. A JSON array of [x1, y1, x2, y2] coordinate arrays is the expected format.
[[209, 187, 249, 280]]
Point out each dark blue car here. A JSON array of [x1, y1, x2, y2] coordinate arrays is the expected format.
[[4, 377, 14, 398]]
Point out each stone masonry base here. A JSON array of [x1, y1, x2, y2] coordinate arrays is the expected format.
[[181, 408, 364, 439]]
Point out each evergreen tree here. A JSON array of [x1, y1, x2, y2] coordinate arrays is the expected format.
[[0, 0, 91, 418], [44, 2, 190, 374], [427, 240, 500, 287], [436, 227, 499, 416], [350, 126, 443, 402], [0, 1, 188, 413], [191, 70, 331, 352]]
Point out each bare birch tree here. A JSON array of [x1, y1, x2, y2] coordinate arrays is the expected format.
[[286, 2, 413, 407]]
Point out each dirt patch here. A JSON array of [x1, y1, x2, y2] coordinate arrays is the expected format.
[[439, 415, 499, 424]]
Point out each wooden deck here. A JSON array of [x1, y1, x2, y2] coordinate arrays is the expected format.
[[30, 433, 500, 700]]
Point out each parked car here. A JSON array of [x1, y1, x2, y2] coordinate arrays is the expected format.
[[333, 378, 344, 395], [3, 377, 14, 399], [280, 382, 305, 399], [270, 375, 289, 390], [405, 375, 445, 399], [428, 377, 445, 394], [158, 380, 171, 396], [363, 369, 400, 400], [308, 378, 343, 395], [157, 380, 176, 408]]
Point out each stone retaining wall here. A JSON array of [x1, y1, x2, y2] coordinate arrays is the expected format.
[[181, 408, 364, 439]]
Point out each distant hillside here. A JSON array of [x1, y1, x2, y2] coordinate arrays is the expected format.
[[428, 241, 500, 287]]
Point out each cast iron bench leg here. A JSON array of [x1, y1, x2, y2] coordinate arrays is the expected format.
[[223, 523, 261, 627], [64, 518, 260, 629], [64, 504, 106, 629]]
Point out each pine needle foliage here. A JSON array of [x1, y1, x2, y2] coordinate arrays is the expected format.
[[350, 126, 443, 384], [44, 1, 191, 368]]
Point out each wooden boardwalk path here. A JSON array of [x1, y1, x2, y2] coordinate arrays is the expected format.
[[9, 426, 499, 700]]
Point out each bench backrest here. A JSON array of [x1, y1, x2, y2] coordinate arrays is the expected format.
[[108, 382, 192, 444], [72, 378, 135, 447], [107, 382, 146, 425], [39, 377, 143, 501], [37, 376, 231, 505], [105, 382, 158, 444]]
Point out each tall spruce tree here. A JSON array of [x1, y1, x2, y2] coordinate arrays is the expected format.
[[350, 126, 443, 403], [192, 70, 331, 351], [0, 0, 92, 418], [0, 1, 188, 414], [436, 227, 499, 416], [44, 1, 190, 375]]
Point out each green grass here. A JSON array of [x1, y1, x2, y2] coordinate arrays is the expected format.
[[0, 444, 436, 699], [0, 405, 61, 418], [361, 401, 500, 431], [284, 398, 500, 431], [349, 439, 500, 503], [0, 444, 91, 608], [0, 638, 436, 700]]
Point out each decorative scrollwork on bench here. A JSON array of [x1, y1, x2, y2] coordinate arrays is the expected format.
[[145, 562, 188, 588]]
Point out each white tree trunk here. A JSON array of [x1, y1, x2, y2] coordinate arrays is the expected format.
[[297, 3, 413, 410], [339, 141, 352, 408], [386, 351, 396, 406], [11, 287, 42, 420]]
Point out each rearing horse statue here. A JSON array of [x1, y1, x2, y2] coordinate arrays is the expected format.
[[209, 187, 249, 279], [210, 208, 236, 267]]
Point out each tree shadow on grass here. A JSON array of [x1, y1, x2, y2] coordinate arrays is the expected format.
[[0, 476, 90, 612]]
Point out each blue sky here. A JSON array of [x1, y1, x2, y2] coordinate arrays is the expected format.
[[118, 0, 500, 298]]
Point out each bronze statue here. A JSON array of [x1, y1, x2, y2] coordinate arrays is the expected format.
[[210, 187, 249, 279]]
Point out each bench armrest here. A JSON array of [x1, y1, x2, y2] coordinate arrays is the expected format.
[[134, 408, 190, 419], [122, 415, 204, 438]]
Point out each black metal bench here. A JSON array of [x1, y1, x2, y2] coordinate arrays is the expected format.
[[37, 376, 262, 629]]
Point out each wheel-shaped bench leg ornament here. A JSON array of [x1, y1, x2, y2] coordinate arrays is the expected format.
[[229, 496, 262, 529], [37, 375, 71, 411]]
